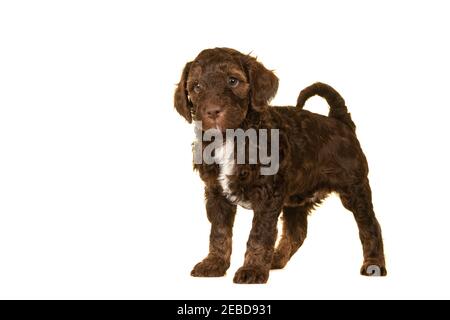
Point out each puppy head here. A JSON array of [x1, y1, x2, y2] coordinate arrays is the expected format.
[[174, 48, 278, 131]]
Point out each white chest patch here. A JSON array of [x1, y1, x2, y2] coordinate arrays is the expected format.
[[214, 143, 252, 209]]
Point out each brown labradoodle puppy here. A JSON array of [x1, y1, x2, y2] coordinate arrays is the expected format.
[[174, 47, 386, 283]]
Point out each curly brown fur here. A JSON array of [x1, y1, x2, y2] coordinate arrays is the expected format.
[[174, 48, 386, 283]]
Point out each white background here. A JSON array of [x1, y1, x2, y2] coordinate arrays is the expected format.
[[1, 0, 449, 299]]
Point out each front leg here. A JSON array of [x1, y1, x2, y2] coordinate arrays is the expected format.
[[233, 205, 282, 284], [191, 186, 236, 277]]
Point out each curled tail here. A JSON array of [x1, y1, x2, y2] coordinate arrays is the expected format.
[[296, 82, 356, 130]]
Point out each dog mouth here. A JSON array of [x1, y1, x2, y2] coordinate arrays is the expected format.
[[198, 105, 245, 131], [205, 122, 225, 132], [201, 117, 226, 132]]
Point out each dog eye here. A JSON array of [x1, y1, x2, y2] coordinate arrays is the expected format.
[[193, 82, 201, 93], [228, 77, 239, 88]]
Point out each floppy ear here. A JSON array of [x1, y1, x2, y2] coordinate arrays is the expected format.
[[247, 58, 279, 112], [174, 62, 193, 123]]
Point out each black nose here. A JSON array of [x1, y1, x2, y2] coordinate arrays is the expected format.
[[206, 105, 223, 120]]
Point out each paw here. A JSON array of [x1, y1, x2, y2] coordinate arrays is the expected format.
[[191, 257, 228, 277], [233, 266, 269, 284], [270, 250, 288, 270], [360, 260, 387, 276]]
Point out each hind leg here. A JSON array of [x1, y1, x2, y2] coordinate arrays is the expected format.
[[271, 203, 313, 270], [340, 180, 387, 276]]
